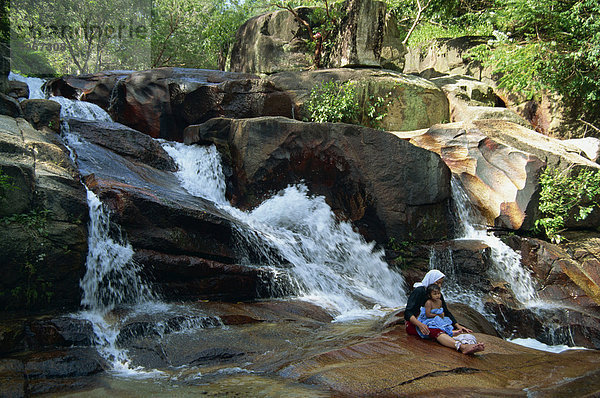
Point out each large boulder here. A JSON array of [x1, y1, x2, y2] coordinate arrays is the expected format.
[[430, 75, 530, 127], [395, 120, 600, 230], [267, 68, 449, 131], [0, 116, 88, 313], [46, 70, 131, 110], [20, 99, 61, 133], [227, 7, 315, 74], [404, 36, 493, 81], [7, 80, 29, 100], [67, 118, 177, 171], [185, 116, 451, 242], [67, 124, 270, 301], [227, 0, 406, 74]]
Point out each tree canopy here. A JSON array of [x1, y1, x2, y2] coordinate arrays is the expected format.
[[7, 0, 599, 129]]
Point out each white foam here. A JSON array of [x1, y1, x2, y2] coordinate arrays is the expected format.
[[163, 143, 407, 319], [508, 338, 588, 353], [8, 72, 46, 99]]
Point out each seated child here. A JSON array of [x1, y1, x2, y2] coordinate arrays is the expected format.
[[416, 284, 457, 339]]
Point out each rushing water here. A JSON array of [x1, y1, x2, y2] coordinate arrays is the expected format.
[[80, 189, 156, 313], [161, 141, 407, 320], [8, 71, 46, 99], [439, 177, 538, 304], [50, 95, 113, 122]]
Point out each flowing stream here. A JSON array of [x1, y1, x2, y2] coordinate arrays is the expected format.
[[449, 177, 537, 304], [30, 79, 407, 378]]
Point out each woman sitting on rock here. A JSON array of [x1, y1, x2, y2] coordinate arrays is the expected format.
[[404, 270, 485, 355]]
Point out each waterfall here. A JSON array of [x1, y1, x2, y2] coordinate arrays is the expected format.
[[8, 72, 46, 99], [50, 95, 113, 122], [448, 177, 537, 304], [162, 142, 407, 321], [80, 189, 156, 313]]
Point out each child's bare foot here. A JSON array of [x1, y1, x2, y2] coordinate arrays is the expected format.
[[460, 343, 485, 355]]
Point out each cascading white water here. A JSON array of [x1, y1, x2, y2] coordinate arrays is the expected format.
[[80, 189, 156, 313], [161, 142, 227, 204], [50, 95, 113, 122], [8, 72, 46, 99], [449, 177, 537, 304], [162, 142, 407, 320]]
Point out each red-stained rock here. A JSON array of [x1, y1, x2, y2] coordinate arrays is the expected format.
[[134, 249, 273, 302], [280, 319, 600, 396], [47, 68, 291, 142]]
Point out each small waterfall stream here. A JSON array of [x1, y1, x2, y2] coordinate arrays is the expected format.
[[79, 189, 156, 313], [449, 177, 537, 303], [430, 177, 538, 325]]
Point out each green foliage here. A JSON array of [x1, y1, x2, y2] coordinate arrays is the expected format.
[[0, 169, 16, 199], [387, 237, 413, 270], [305, 81, 360, 124], [405, 21, 493, 47], [364, 94, 389, 129], [386, 0, 494, 44], [535, 167, 600, 242], [152, 0, 264, 69], [467, 0, 600, 124], [8, 261, 54, 309], [1, 209, 50, 234]]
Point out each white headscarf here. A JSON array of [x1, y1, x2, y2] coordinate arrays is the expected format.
[[413, 269, 445, 288]]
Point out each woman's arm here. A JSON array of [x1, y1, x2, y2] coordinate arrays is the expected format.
[[441, 294, 457, 325], [409, 314, 430, 335], [404, 287, 426, 321]]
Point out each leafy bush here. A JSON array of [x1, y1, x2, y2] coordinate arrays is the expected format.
[[535, 167, 600, 242], [305, 81, 360, 124], [0, 169, 16, 200], [467, 0, 600, 126]]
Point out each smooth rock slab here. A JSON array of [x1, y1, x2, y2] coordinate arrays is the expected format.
[[280, 323, 600, 396], [393, 120, 594, 230]]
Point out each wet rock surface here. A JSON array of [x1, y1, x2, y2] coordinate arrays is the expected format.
[[0, 115, 88, 314], [47, 68, 288, 142], [281, 322, 600, 396], [0, 348, 106, 397], [67, 118, 177, 171]]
